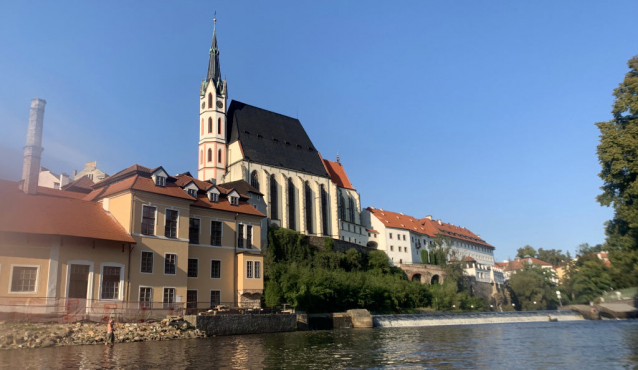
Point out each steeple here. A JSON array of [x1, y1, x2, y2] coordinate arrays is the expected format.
[[206, 18, 223, 95]]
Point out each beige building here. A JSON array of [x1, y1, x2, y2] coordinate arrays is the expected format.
[[72, 161, 107, 182], [38, 167, 70, 190]]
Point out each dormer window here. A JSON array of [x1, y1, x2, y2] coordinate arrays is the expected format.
[[155, 176, 166, 187], [188, 189, 197, 198], [209, 193, 219, 202], [230, 196, 239, 206]]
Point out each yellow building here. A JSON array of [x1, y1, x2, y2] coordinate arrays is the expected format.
[[0, 163, 265, 320]]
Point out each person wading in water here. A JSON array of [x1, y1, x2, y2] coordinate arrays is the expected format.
[[105, 319, 115, 345]]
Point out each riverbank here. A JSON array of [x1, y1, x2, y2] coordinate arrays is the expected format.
[[0, 318, 206, 350]]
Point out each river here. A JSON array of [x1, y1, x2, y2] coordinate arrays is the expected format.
[[0, 320, 637, 369]]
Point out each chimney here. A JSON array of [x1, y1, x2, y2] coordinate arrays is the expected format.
[[21, 98, 46, 195], [425, 215, 432, 220]]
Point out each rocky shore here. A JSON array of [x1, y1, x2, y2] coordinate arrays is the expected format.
[[0, 317, 206, 350]]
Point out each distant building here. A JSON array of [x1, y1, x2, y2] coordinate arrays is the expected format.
[[72, 161, 107, 182], [38, 167, 70, 189], [501, 257, 557, 283]]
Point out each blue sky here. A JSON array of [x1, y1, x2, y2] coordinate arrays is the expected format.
[[1, 1, 636, 260]]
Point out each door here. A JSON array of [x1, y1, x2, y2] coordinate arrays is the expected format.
[[68, 264, 90, 314]]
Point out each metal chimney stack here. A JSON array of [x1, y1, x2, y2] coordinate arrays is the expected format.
[[21, 98, 46, 195]]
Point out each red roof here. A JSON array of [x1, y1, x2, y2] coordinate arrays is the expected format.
[[0, 179, 134, 243], [36, 186, 87, 200], [503, 257, 553, 272], [62, 175, 95, 194], [367, 207, 493, 248], [322, 159, 355, 190], [85, 175, 194, 202]]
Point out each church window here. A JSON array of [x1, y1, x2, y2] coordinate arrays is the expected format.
[[288, 178, 296, 230], [321, 185, 328, 235], [250, 171, 260, 191], [270, 174, 278, 220], [348, 196, 355, 223], [338, 194, 346, 221], [305, 181, 313, 234], [208, 118, 213, 133], [218, 149, 222, 164], [208, 93, 213, 109], [208, 149, 212, 162], [218, 118, 222, 135]]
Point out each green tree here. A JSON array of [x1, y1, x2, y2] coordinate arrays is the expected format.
[[562, 254, 614, 304], [536, 248, 568, 266], [516, 245, 537, 259], [508, 264, 558, 311], [596, 55, 638, 288]]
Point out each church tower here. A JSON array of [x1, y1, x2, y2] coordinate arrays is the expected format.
[[198, 19, 228, 183]]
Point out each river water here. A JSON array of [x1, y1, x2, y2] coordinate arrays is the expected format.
[[1, 320, 637, 369]]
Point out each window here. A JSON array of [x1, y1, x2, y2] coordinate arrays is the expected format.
[[218, 149, 222, 164], [141, 251, 153, 273], [208, 149, 212, 162], [155, 176, 166, 187], [398, 246, 402, 252], [165, 254, 177, 275], [305, 181, 313, 234], [189, 218, 200, 244], [403, 235, 406, 241], [348, 197, 355, 222], [321, 185, 328, 235], [247, 261, 253, 278], [188, 258, 198, 278], [187, 290, 198, 310], [142, 206, 156, 235], [210, 260, 221, 279], [250, 171, 260, 191], [238, 224, 244, 248], [255, 261, 261, 279], [209, 192, 219, 203], [218, 118, 222, 135], [270, 174, 278, 219], [208, 117, 213, 133], [53, 182, 60, 189], [288, 178, 296, 230], [210, 290, 221, 307], [390, 245, 394, 251], [101, 266, 121, 300], [246, 225, 253, 249], [229, 196, 238, 206], [10, 266, 38, 292], [208, 93, 212, 109], [139, 287, 153, 309], [163, 288, 175, 309], [338, 194, 345, 220], [211, 221, 222, 246], [389, 233, 393, 239], [188, 188, 197, 198], [165, 209, 178, 238]]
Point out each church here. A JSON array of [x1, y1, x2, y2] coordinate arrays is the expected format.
[[197, 22, 367, 247]]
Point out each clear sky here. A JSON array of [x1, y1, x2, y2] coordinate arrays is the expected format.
[[1, 1, 636, 260]]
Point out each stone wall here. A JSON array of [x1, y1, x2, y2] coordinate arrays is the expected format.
[[307, 236, 375, 255], [460, 278, 508, 307], [185, 314, 297, 336]]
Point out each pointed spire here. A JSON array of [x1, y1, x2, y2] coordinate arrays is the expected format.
[[206, 17, 223, 94]]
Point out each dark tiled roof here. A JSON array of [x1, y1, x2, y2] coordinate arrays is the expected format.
[[226, 101, 328, 178], [218, 180, 263, 196], [0, 179, 134, 243], [62, 175, 95, 194]]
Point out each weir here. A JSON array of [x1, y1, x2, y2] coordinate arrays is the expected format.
[[373, 310, 584, 328]]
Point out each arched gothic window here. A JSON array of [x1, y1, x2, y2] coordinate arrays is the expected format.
[[348, 196, 355, 223], [321, 185, 328, 235], [218, 118, 222, 135], [288, 178, 296, 230], [305, 181, 313, 234], [208, 93, 213, 109], [218, 149, 222, 164], [339, 194, 346, 221], [270, 174, 278, 220], [207, 149, 212, 162], [208, 117, 213, 133], [250, 171, 260, 191]]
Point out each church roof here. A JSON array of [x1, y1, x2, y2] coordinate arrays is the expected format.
[[226, 100, 329, 178], [218, 180, 263, 196], [323, 159, 355, 190]]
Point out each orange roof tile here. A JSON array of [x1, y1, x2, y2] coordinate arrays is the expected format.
[[191, 194, 265, 217], [322, 159, 355, 190], [86, 175, 194, 201], [36, 186, 87, 200], [0, 179, 134, 243], [503, 257, 553, 271]]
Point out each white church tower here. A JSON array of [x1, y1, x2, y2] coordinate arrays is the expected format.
[[198, 19, 228, 183]]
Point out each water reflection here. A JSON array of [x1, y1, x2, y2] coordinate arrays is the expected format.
[[0, 321, 637, 369]]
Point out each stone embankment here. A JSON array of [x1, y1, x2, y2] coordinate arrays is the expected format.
[[0, 317, 205, 350]]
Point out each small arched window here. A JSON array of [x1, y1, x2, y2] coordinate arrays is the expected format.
[[250, 171, 260, 191], [208, 149, 212, 162], [200, 150, 203, 165], [208, 118, 213, 134], [218, 149, 222, 164], [218, 118, 222, 135], [208, 93, 213, 109]]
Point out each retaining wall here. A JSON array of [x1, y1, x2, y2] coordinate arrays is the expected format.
[[184, 314, 297, 336]]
